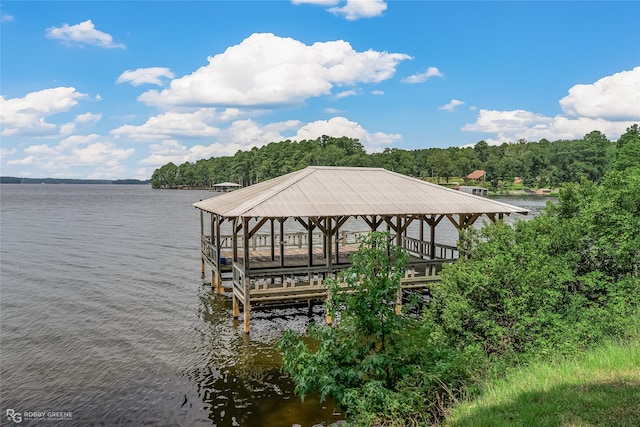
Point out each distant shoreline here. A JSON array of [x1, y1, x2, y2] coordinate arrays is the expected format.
[[0, 177, 150, 185]]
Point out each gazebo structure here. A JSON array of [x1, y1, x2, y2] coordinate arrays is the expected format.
[[212, 182, 242, 192], [194, 166, 528, 333]]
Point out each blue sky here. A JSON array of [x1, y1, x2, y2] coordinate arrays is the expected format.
[[1, 1, 639, 180]]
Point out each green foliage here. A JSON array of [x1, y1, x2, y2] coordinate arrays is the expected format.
[[429, 167, 640, 365], [278, 232, 475, 425], [150, 126, 638, 189]]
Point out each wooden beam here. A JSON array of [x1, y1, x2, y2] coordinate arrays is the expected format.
[[247, 217, 269, 239]]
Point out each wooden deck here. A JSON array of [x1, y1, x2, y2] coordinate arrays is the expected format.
[[201, 234, 454, 307]]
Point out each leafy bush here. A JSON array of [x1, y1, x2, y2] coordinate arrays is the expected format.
[[429, 167, 640, 366], [278, 232, 477, 425]]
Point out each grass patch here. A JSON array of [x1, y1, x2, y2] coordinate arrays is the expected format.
[[445, 340, 640, 427]]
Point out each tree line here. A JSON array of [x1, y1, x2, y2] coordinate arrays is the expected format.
[[151, 125, 639, 189]]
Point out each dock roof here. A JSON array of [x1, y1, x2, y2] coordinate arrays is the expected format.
[[193, 166, 529, 218]]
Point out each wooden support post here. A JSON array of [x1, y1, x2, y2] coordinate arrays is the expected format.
[[270, 218, 275, 261], [201, 257, 206, 280], [279, 218, 285, 268], [307, 219, 313, 267], [419, 218, 425, 259], [232, 293, 240, 318], [243, 289, 251, 334], [216, 270, 223, 294], [243, 217, 251, 334], [326, 217, 333, 276]]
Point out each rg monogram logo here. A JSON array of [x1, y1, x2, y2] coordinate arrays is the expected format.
[[6, 409, 22, 423]]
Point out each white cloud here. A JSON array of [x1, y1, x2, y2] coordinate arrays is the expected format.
[[402, 67, 443, 84], [292, 0, 387, 20], [335, 89, 359, 99], [138, 33, 410, 108], [75, 112, 102, 123], [371, 90, 384, 95], [0, 87, 87, 137], [463, 67, 640, 143], [0, 147, 17, 157], [46, 20, 125, 49], [439, 99, 465, 112], [559, 66, 640, 120], [329, 0, 387, 20], [324, 107, 344, 114], [463, 109, 636, 144], [110, 109, 222, 141], [1, 12, 14, 23], [292, 116, 401, 152], [141, 139, 248, 166], [117, 67, 175, 86], [292, 0, 340, 5], [7, 135, 134, 178], [221, 118, 301, 147]]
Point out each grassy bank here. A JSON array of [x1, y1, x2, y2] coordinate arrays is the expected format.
[[445, 340, 640, 427]]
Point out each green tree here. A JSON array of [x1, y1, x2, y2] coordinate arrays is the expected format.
[[278, 232, 473, 425], [428, 166, 640, 364], [613, 124, 640, 171]]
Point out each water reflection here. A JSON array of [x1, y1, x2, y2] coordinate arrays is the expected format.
[[187, 287, 343, 426]]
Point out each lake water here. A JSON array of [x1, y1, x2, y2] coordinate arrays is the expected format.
[[0, 184, 549, 426]]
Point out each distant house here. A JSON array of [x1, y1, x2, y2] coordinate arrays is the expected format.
[[466, 170, 486, 182], [213, 182, 242, 192]]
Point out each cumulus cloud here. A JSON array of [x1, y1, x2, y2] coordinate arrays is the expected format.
[[75, 112, 102, 123], [0, 87, 87, 137], [292, 0, 387, 20], [335, 89, 359, 99], [329, 0, 387, 20], [439, 99, 465, 112], [7, 134, 134, 178], [559, 66, 640, 120], [463, 109, 637, 144], [138, 33, 410, 108], [1, 12, 14, 23], [117, 67, 175, 86], [292, 0, 340, 5], [402, 67, 443, 84], [463, 67, 640, 143], [292, 116, 401, 152], [110, 109, 222, 141], [140, 139, 249, 166], [45, 20, 125, 49]]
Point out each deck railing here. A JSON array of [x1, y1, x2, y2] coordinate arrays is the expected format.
[[401, 236, 459, 260]]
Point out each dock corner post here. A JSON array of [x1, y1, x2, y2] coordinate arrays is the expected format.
[[242, 273, 251, 333], [216, 270, 223, 294], [201, 257, 206, 280], [232, 293, 240, 318]]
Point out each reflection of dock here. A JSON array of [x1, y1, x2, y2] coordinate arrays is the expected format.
[[194, 166, 529, 333]]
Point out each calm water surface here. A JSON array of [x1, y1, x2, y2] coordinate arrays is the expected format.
[[0, 185, 548, 426]]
